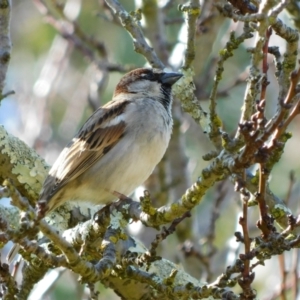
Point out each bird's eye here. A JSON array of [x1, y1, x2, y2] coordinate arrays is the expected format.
[[140, 72, 157, 82]]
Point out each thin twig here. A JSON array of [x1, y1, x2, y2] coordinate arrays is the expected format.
[[260, 27, 272, 102], [104, 0, 164, 68], [150, 211, 191, 256], [278, 253, 287, 300]]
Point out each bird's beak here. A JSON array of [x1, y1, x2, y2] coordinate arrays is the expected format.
[[161, 72, 183, 86]]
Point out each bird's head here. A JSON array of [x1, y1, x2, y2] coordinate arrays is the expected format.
[[114, 68, 182, 110]]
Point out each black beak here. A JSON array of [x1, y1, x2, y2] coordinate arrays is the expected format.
[[161, 72, 183, 86]]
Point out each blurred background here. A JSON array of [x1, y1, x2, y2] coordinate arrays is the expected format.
[[1, 0, 300, 299]]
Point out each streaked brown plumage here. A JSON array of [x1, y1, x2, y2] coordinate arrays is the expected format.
[[40, 68, 182, 212], [7, 68, 182, 263]]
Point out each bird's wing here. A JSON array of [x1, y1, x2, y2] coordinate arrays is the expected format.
[[40, 99, 130, 201]]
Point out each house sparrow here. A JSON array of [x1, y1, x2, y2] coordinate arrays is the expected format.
[[40, 68, 182, 212], [7, 68, 182, 263]]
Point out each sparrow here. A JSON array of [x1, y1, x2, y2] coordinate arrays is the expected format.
[[40, 68, 182, 212], [7, 68, 182, 263]]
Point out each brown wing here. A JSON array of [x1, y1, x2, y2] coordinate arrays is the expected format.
[[40, 100, 130, 201]]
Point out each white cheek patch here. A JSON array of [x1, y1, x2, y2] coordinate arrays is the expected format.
[[128, 80, 149, 92], [129, 79, 162, 95]]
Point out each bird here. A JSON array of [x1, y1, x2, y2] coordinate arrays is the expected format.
[[39, 68, 182, 212], [7, 68, 182, 263]]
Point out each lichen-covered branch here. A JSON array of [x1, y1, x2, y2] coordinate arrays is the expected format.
[[0, 126, 49, 206], [0, 0, 12, 99], [180, 1, 201, 70]]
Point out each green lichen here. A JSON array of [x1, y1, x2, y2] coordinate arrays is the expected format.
[[270, 204, 292, 219], [178, 4, 201, 15], [0, 125, 49, 203], [172, 68, 195, 100]]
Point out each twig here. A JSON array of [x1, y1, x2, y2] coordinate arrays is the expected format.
[[0, 0, 12, 99], [35, 0, 130, 73], [179, 1, 201, 69], [278, 253, 287, 300], [260, 27, 272, 102], [104, 0, 164, 68], [275, 96, 300, 138], [150, 211, 191, 257], [262, 67, 300, 146], [291, 248, 299, 299], [285, 171, 295, 206], [202, 181, 227, 281], [272, 18, 299, 104], [0, 89, 14, 100], [122, 264, 238, 299], [180, 240, 215, 281], [217, 69, 249, 97], [236, 172, 256, 298], [209, 22, 254, 150], [88, 282, 100, 300], [216, 1, 287, 23], [256, 163, 272, 238]]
